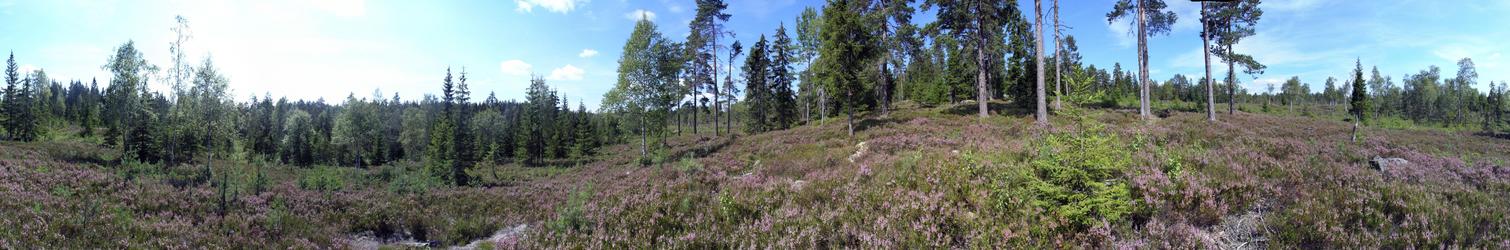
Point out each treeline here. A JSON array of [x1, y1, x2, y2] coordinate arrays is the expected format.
[[1244, 59, 1510, 133], [0, 18, 620, 188], [3, 46, 613, 169]]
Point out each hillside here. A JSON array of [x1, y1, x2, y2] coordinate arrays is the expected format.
[[1, 103, 1507, 248]]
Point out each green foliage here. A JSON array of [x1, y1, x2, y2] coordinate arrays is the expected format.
[[769, 24, 799, 129], [1350, 60, 1369, 121], [1020, 109, 1139, 230], [816, 0, 878, 135], [298, 166, 349, 192], [549, 185, 594, 233], [744, 35, 772, 133], [604, 17, 685, 157]]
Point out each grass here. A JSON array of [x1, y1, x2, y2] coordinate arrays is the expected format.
[[1, 101, 1508, 248]]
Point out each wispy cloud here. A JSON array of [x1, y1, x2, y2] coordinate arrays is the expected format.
[[1106, 19, 1133, 48], [578, 49, 598, 58], [624, 9, 655, 21], [310, 0, 366, 17], [1266, 0, 1328, 13], [515, 0, 586, 14]]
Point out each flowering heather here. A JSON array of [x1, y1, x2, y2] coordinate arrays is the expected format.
[[2, 105, 1508, 248]]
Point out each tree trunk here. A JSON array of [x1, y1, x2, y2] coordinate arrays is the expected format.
[[846, 93, 855, 137], [1053, 0, 1063, 111], [639, 114, 647, 158], [976, 17, 989, 118], [1202, 2, 1216, 122], [878, 58, 891, 117], [1137, 1, 1151, 120], [879, 23, 892, 118], [1228, 43, 1237, 114], [691, 92, 697, 135], [1035, 0, 1048, 125], [819, 88, 827, 125], [802, 93, 811, 123]]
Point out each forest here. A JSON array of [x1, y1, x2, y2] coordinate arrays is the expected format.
[[2, 0, 1509, 248]]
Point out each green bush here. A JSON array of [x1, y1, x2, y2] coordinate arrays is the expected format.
[[298, 166, 348, 192], [1017, 109, 1140, 231], [549, 184, 594, 233]]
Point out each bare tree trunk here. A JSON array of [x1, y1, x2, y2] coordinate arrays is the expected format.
[[1035, 0, 1048, 125], [1202, 2, 1216, 122], [1228, 43, 1237, 114], [878, 23, 892, 118], [975, 0, 988, 118], [1137, 0, 1151, 120], [639, 114, 648, 157], [846, 90, 855, 137], [878, 58, 891, 117], [819, 88, 827, 125], [691, 93, 697, 135], [802, 94, 810, 123]]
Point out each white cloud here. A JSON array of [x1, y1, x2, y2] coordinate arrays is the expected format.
[[578, 49, 598, 58], [18, 64, 40, 75], [1267, 0, 1328, 13], [311, 0, 366, 17], [500, 60, 533, 76], [1433, 44, 1509, 90], [624, 9, 656, 21], [1166, 0, 1202, 33], [1107, 20, 1134, 48], [547, 64, 585, 81], [515, 0, 586, 14], [1251, 78, 1286, 94]]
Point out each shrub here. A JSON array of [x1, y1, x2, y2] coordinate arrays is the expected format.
[[1020, 109, 1140, 230], [298, 166, 348, 192], [549, 184, 593, 233]]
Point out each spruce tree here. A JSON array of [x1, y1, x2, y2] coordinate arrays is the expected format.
[[818, 0, 877, 136], [1350, 59, 1369, 122], [770, 24, 799, 129], [744, 35, 771, 133], [451, 70, 473, 186], [425, 69, 456, 183], [3, 52, 17, 140]]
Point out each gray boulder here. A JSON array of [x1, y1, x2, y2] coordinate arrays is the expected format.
[[1369, 157, 1408, 172]]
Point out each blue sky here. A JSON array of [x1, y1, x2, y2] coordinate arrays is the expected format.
[[2, 0, 1508, 109]]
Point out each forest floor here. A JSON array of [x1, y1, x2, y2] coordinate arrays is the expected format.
[[2, 101, 1508, 248]]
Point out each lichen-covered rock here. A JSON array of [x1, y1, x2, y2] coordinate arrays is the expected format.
[[1369, 157, 1409, 172]]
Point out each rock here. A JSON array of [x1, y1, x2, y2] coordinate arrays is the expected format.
[[455, 224, 529, 250], [848, 141, 869, 163], [1370, 157, 1408, 172]]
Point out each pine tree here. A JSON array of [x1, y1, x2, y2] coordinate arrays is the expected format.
[[926, 0, 1015, 118], [1108, 0, 1179, 119]]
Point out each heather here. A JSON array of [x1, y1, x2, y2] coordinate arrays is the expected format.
[[4, 102, 1506, 248]]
